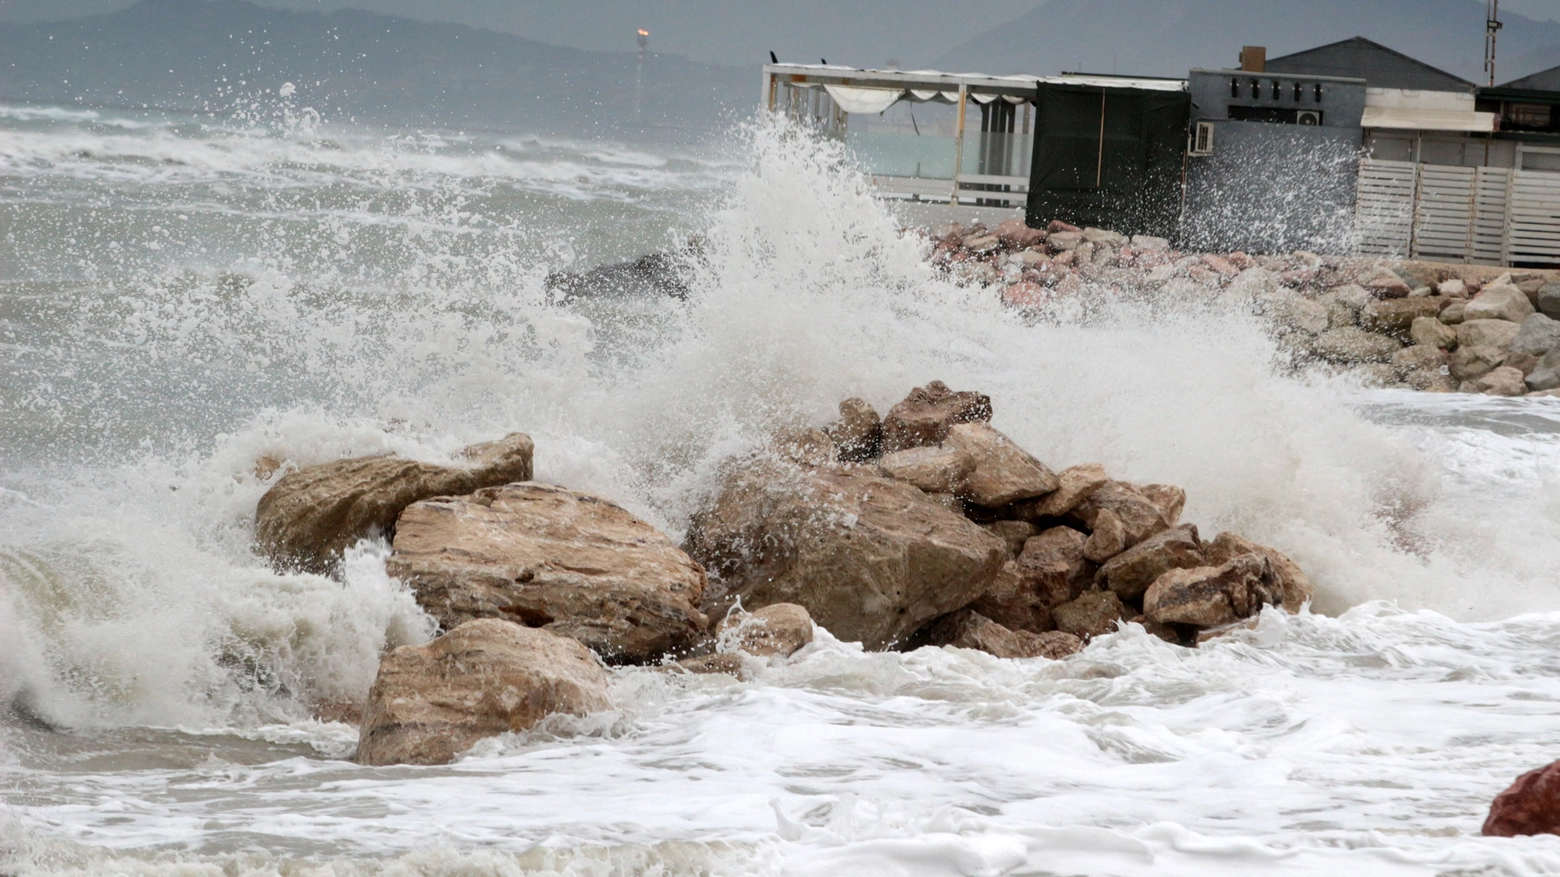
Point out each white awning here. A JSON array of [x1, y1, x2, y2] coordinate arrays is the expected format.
[[823, 84, 903, 114], [1362, 106, 1497, 132]]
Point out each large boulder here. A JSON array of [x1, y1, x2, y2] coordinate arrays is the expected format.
[[1069, 481, 1169, 548], [970, 526, 1091, 632], [1484, 760, 1560, 837], [941, 422, 1060, 507], [386, 482, 708, 664], [254, 433, 535, 575], [1096, 524, 1204, 602], [878, 445, 974, 493], [880, 381, 993, 452], [1142, 554, 1282, 629], [1538, 282, 1560, 320], [1465, 284, 1536, 323], [1360, 297, 1444, 336], [922, 609, 1082, 659], [1528, 347, 1560, 392], [1201, 532, 1313, 612], [1475, 366, 1528, 397], [356, 619, 609, 766], [1010, 463, 1110, 519], [685, 460, 1006, 650], [1310, 327, 1402, 364], [1450, 345, 1507, 383], [1410, 316, 1457, 350], [1051, 590, 1127, 640], [1458, 319, 1521, 351], [715, 603, 814, 658], [1510, 313, 1560, 358]]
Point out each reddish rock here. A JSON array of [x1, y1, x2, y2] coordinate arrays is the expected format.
[[1202, 255, 1239, 277], [880, 381, 994, 453], [1047, 219, 1081, 233], [995, 218, 1047, 248], [1002, 281, 1049, 309], [1484, 761, 1560, 837]]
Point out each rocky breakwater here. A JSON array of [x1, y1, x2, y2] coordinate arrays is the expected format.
[[930, 218, 1560, 397], [685, 381, 1314, 658]]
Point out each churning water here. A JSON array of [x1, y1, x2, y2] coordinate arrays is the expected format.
[[4, 99, 1560, 876]]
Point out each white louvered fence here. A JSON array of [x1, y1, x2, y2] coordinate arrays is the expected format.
[[1356, 158, 1560, 265]]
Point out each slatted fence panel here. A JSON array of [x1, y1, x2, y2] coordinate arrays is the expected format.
[[1413, 164, 1475, 262], [1507, 170, 1560, 264], [1471, 167, 1510, 265], [1355, 159, 1417, 257]]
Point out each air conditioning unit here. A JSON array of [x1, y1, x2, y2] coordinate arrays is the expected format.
[[1295, 110, 1322, 126], [1190, 121, 1215, 156]]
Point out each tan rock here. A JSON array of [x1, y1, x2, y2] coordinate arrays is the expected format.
[[1310, 327, 1402, 364], [1504, 351, 1541, 376], [1096, 524, 1204, 602], [878, 445, 975, 494], [832, 397, 883, 462], [982, 520, 1037, 558], [1127, 614, 1184, 644], [1439, 300, 1467, 325], [1476, 366, 1528, 396], [1202, 532, 1313, 612], [356, 619, 609, 766], [1360, 297, 1444, 335], [673, 654, 745, 675], [1137, 484, 1186, 527], [254, 433, 535, 575], [716, 603, 814, 658], [941, 422, 1059, 507], [1069, 481, 1169, 548], [1010, 462, 1110, 519], [923, 609, 1082, 659], [1458, 318, 1521, 350], [769, 427, 835, 467], [685, 460, 1006, 650], [968, 560, 1053, 633], [1051, 590, 1127, 640], [1082, 508, 1128, 563], [1391, 344, 1448, 379], [1143, 554, 1281, 629], [1410, 316, 1458, 350], [387, 483, 708, 664], [1450, 345, 1507, 383], [881, 381, 993, 452], [1465, 284, 1536, 323]]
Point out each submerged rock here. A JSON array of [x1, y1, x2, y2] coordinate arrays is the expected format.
[[1484, 760, 1560, 837], [387, 482, 708, 664], [1051, 589, 1127, 640], [544, 250, 691, 302], [253, 433, 534, 575], [686, 459, 1005, 650], [923, 609, 1081, 659], [356, 619, 609, 767], [716, 602, 814, 658]]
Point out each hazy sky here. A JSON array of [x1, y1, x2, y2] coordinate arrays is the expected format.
[[2, 0, 1559, 69]]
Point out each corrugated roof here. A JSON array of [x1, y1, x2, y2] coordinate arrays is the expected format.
[[1266, 36, 1475, 93], [1500, 65, 1560, 92]]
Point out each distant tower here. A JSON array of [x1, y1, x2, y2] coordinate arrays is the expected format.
[[1486, 0, 1503, 87], [635, 29, 649, 124]]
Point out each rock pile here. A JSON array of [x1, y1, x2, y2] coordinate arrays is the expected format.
[[930, 218, 1560, 397]]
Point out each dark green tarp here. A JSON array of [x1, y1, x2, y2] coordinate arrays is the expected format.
[[1025, 84, 1191, 239]]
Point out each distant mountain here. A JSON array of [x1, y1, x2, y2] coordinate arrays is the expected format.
[[0, 0, 748, 134], [932, 0, 1560, 83]]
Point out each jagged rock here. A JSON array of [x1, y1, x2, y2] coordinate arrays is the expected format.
[[1222, 267, 1277, 301], [1360, 297, 1444, 335], [994, 218, 1047, 248], [1511, 313, 1560, 358], [982, 520, 1037, 558], [942, 422, 1059, 507], [1360, 267, 1412, 298], [1202, 532, 1313, 612], [1082, 508, 1127, 563], [254, 433, 535, 575], [685, 460, 1005, 650], [881, 381, 993, 453], [1391, 344, 1448, 379], [1051, 590, 1127, 640], [1069, 481, 1169, 548], [1138, 484, 1186, 527], [1131, 234, 1170, 251], [923, 609, 1082, 659], [1458, 318, 1521, 350], [1476, 366, 1528, 397], [1466, 284, 1536, 323], [1450, 345, 1508, 383], [716, 603, 814, 658], [1310, 327, 1402, 363], [1010, 462, 1110, 519], [770, 427, 836, 467], [1439, 300, 1468, 325], [1485, 760, 1560, 837], [1528, 347, 1560, 392], [1538, 282, 1560, 320], [1439, 278, 1468, 298], [831, 397, 883, 462], [356, 619, 609, 767], [1096, 524, 1204, 601], [1505, 351, 1542, 375], [878, 445, 974, 494], [1047, 230, 1083, 251], [969, 526, 1091, 633], [1127, 614, 1185, 644], [387, 483, 708, 664], [1410, 316, 1457, 350], [1143, 554, 1281, 628]]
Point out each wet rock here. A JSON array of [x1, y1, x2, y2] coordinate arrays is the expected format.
[[770, 427, 836, 467], [970, 526, 1091, 633], [1538, 282, 1560, 320], [1439, 300, 1467, 325], [1131, 234, 1170, 251], [1082, 227, 1128, 247], [1069, 481, 1169, 548], [1404, 367, 1458, 392], [1475, 366, 1528, 397], [1410, 316, 1457, 350], [1201, 532, 1313, 612], [942, 422, 1060, 507], [1510, 313, 1560, 357], [1528, 347, 1560, 392], [387, 483, 708, 664], [544, 250, 691, 302], [1082, 508, 1127, 563], [1010, 462, 1110, 520], [1360, 267, 1412, 298], [923, 609, 1082, 659], [831, 397, 883, 462], [716, 603, 814, 658], [1128, 614, 1185, 644], [881, 381, 993, 453], [982, 520, 1037, 558], [1138, 484, 1186, 527], [1096, 524, 1204, 602], [1310, 327, 1402, 364], [356, 619, 609, 767], [1439, 278, 1468, 298], [1143, 554, 1281, 629], [254, 433, 535, 575], [1484, 760, 1560, 837], [1465, 284, 1536, 323], [994, 218, 1046, 248], [1391, 344, 1448, 379], [878, 445, 974, 494], [1047, 230, 1083, 251], [1458, 318, 1521, 350], [685, 460, 1005, 650], [1449, 345, 1507, 383], [1256, 291, 1328, 335], [1051, 590, 1127, 640], [1360, 297, 1444, 336], [963, 234, 1000, 253]]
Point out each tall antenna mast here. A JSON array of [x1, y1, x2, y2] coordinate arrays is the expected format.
[[634, 29, 649, 125], [1485, 0, 1503, 87]]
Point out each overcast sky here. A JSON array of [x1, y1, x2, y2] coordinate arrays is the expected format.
[[2, 0, 1559, 69]]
